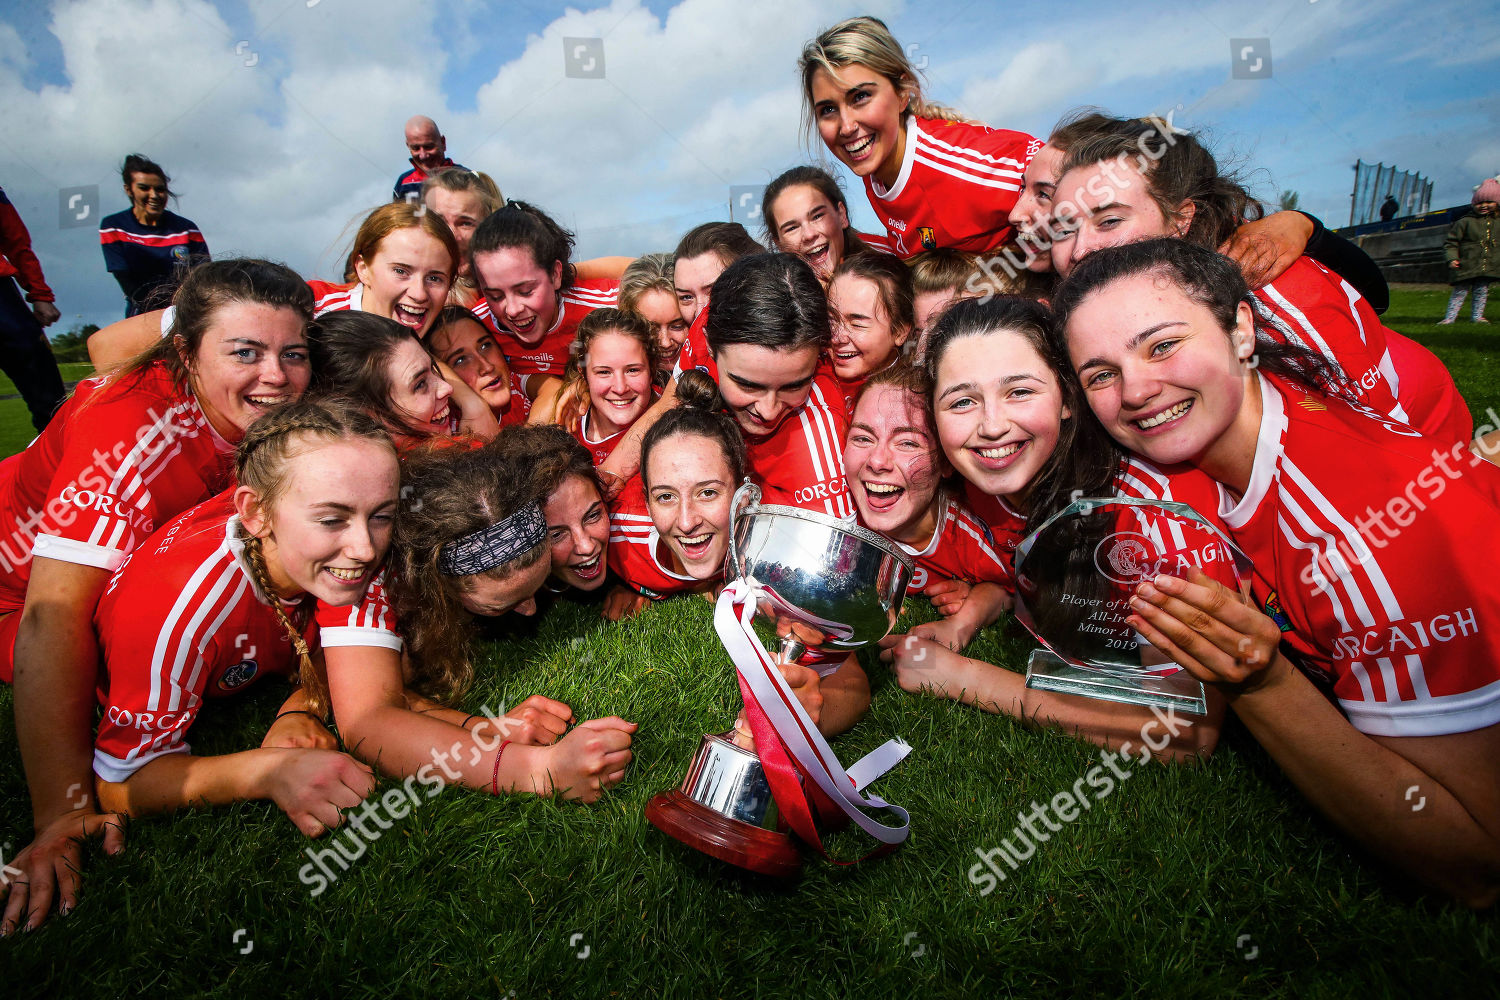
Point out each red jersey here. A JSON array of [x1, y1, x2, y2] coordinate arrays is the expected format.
[[879, 494, 1011, 592], [308, 279, 360, 316], [1251, 256, 1469, 446], [91, 496, 402, 781], [672, 308, 715, 382], [853, 230, 898, 256], [1211, 376, 1500, 736], [606, 480, 707, 599], [497, 369, 532, 427], [0, 362, 234, 614], [573, 409, 630, 466], [744, 376, 854, 520], [959, 483, 1027, 579], [864, 115, 1039, 258], [473, 278, 619, 379]]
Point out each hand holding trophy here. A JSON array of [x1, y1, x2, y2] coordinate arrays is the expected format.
[[646, 482, 915, 876], [1013, 496, 1255, 715]]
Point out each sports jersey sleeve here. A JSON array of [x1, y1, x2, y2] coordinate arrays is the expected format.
[[315, 570, 403, 651], [946, 505, 1013, 587], [1253, 258, 1402, 421], [93, 533, 257, 782], [31, 379, 224, 573], [0, 188, 54, 302], [672, 309, 715, 382], [1222, 378, 1500, 738]]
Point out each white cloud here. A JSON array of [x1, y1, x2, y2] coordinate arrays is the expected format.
[[2, 0, 1496, 331]]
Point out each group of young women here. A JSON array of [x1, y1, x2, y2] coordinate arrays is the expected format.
[[3, 15, 1497, 934]]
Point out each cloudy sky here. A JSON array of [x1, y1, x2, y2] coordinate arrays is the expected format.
[[4, 0, 1499, 331]]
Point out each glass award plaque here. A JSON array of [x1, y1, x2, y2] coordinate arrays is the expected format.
[[1012, 497, 1254, 715]]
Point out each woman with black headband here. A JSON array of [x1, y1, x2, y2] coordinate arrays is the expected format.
[[340, 442, 635, 803]]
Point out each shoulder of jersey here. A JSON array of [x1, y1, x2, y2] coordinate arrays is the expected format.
[[911, 117, 1034, 182], [564, 278, 620, 308], [308, 280, 354, 315]]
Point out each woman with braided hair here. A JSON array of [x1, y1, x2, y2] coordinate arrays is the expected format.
[[90, 397, 399, 837], [1, 257, 314, 936]]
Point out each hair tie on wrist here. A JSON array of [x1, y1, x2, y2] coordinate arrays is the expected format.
[[490, 740, 513, 796], [274, 709, 325, 725]]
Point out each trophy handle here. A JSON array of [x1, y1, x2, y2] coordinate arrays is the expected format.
[[727, 479, 762, 578]]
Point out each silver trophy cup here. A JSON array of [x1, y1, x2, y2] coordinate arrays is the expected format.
[[645, 482, 914, 876]]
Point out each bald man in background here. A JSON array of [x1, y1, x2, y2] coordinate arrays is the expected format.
[[393, 115, 466, 201]]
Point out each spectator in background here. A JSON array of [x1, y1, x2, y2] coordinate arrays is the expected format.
[[393, 116, 466, 201], [1380, 193, 1399, 222], [1439, 178, 1499, 325], [421, 167, 502, 305], [0, 187, 66, 431], [99, 153, 210, 317]]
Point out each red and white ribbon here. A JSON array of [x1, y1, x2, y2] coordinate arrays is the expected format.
[[714, 581, 911, 854]]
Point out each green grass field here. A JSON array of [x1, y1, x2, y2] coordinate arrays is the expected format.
[[1, 287, 1495, 997]]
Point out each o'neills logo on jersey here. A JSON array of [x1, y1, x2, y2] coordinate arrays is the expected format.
[[218, 658, 259, 691], [1332, 607, 1479, 660], [793, 477, 846, 506], [885, 218, 908, 233]]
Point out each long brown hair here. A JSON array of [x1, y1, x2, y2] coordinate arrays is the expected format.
[[387, 442, 548, 697], [1058, 114, 1262, 251], [234, 397, 398, 715], [112, 258, 314, 405]]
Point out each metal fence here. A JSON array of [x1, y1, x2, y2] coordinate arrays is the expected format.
[[1349, 160, 1433, 226]]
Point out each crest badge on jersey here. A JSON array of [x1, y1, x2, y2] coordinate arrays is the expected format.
[[918, 226, 937, 250], [1263, 591, 1294, 633], [218, 658, 259, 692]]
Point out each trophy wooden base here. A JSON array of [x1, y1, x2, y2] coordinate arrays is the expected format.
[[646, 789, 803, 878]]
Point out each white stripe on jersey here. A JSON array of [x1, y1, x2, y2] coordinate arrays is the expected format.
[[564, 286, 618, 307], [1338, 276, 1406, 416], [179, 575, 248, 709], [1254, 283, 1336, 360], [109, 400, 202, 502], [1281, 457, 1405, 622], [914, 131, 1026, 182], [952, 511, 1005, 570], [912, 149, 1024, 193], [314, 288, 353, 315], [804, 382, 854, 519], [146, 552, 241, 718], [1405, 652, 1431, 699]]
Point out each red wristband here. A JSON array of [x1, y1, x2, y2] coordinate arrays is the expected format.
[[490, 740, 513, 796]]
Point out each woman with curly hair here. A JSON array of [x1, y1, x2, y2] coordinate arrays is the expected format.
[[381, 442, 635, 802]]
